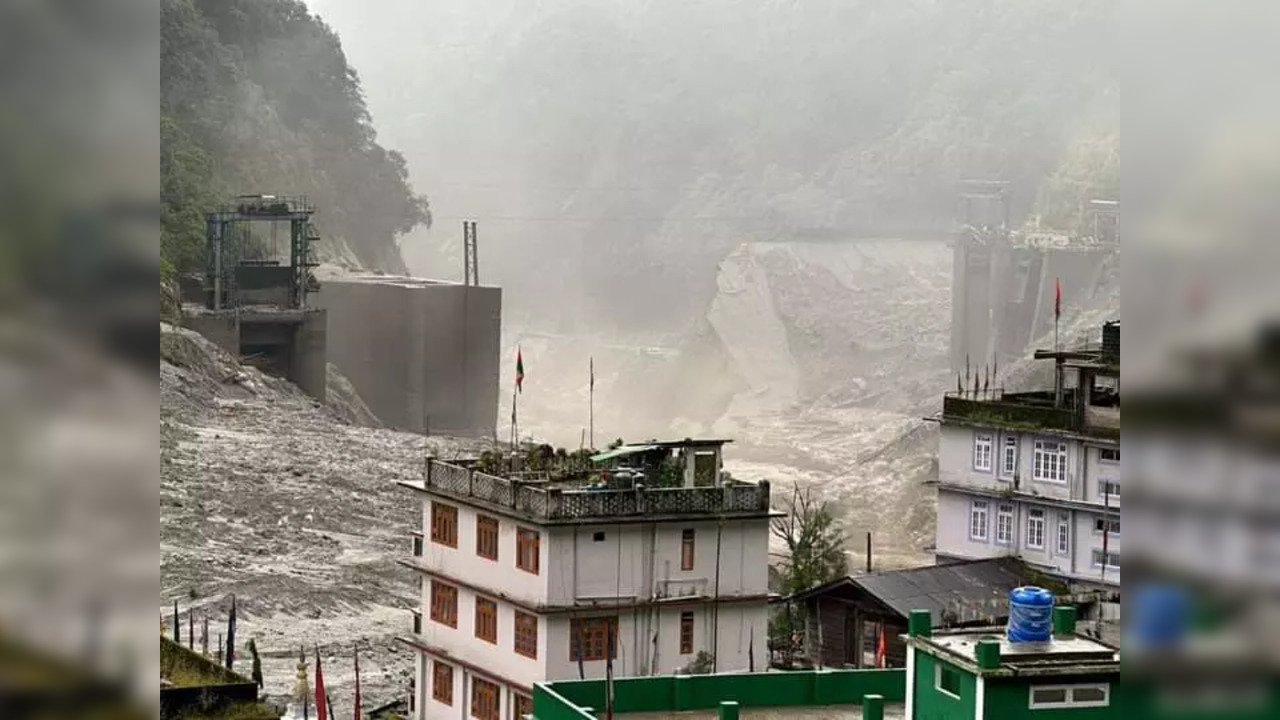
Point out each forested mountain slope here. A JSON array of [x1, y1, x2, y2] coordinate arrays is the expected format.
[[160, 0, 428, 277]]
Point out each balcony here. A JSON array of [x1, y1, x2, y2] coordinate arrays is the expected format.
[[414, 459, 774, 524]]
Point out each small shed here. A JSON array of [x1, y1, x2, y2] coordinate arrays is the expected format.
[[781, 557, 1029, 669], [589, 438, 733, 488]]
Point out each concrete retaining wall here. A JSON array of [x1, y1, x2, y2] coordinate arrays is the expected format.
[[318, 276, 501, 438]]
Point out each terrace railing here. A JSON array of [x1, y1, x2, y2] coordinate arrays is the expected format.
[[425, 459, 771, 522]]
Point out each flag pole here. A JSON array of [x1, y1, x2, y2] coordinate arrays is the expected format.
[[589, 356, 595, 451]]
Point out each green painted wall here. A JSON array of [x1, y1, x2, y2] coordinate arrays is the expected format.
[[534, 668, 905, 718], [532, 684, 595, 720], [984, 676, 1125, 720], [911, 653, 975, 720]]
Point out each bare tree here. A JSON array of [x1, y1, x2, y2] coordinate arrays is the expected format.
[[768, 484, 848, 667], [770, 484, 848, 595]]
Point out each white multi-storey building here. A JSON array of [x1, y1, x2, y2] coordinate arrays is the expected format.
[[932, 321, 1121, 592], [397, 440, 776, 720]]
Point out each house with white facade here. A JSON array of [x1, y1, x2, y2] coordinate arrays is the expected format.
[[397, 439, 776, 720], [930, 321, 1121, 595]]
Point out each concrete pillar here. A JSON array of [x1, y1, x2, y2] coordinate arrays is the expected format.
[[975, 639, 1001, 670], [862, 694, 884, 720], [291, 309, 328, 402], [718, 701, 740, 720], [908, 610, 932, 638]]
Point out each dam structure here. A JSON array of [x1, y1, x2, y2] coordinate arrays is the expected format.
[[182, 194, 329, 402], [317, 274, 501, 439], [950, 192, 1119, 375]]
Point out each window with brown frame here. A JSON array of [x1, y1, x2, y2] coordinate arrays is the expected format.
[[430, 581, 457, 628], [432, 661, 453, 705], [513, 694, 533, 720], [514, 610, 538, 659], [569, 616, 618, 661], [431, 502, 458, 547], [471, 676, 500, 720], [681, 528, 696, 571], [516, 528, 540, 575], [476, 514, 499, 561], [475, 596, 497, 644], [679, 611, 694, 654]]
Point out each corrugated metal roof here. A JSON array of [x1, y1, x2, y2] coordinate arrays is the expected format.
[[781, 558, 1028, 623], [853, 558, 1027, 620], [589, 444, 658, 463]]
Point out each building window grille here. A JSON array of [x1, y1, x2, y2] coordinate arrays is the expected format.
[[995, 504, 1014, 545], [1033, 441, 1068, 483], [973, 434, 993, 472], [515, 611, 538, 659], [471, 677, 500, 720], [431, 502, 458, 548], [679, 611, 695, 654], [569, 616, 618, 662], [432, 661, 453, 705], [1029, 683, 1111, 708], [1026, 508, 1046, 550], [1091, 549, 1121, 570], [1056, 513, 1071, 556], [681, 529, 696, 571], [475, 597, 497, 644], [1094, 517, 1120, 537], [969, 500, 989, 541], [513, 695, 533, 720], [430, 581, 458, 628], [1001, 436, 1018, 477], [516, 528, 540, 575], [476, 515, 499, 561], [1099, 480, 1121, 501]]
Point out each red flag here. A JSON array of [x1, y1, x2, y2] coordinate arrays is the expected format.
[[1054, 277, 1062, 320], [876, 625, 886, 668], [353, 650, 361, 720], [314, 647, 328, 720], [516, 347, 525, 393]]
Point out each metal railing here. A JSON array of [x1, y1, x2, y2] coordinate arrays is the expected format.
[[424, 458, 771, 521]]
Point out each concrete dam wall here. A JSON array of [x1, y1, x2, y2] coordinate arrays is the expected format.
[[950, 235, 1117, 375], [318, 276, 501, 438]]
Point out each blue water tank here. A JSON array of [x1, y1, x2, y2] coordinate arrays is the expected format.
[[1007, 586, 1055, 643], [1129, 584, 1191, 650]]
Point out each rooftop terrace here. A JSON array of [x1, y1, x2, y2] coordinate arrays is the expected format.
[[938, 321, 1120, 440], [907, 607, 1120, 678], [403, 457, 773, 525]]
